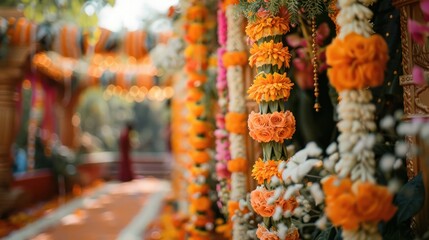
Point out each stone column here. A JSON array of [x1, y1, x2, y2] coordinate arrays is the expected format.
[[0, 46, 29, 214], [392, 0, 429, 235]]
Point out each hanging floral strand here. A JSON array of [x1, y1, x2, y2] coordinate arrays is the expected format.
[[223, 1, 251, 239], [214, 3, 232, 220], [323, 0, 397, 239], [241, 2, 300, 239], [183, 2, 216, 239]]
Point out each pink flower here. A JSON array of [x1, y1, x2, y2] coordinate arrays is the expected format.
[[421, 0, 429, 21], [412, 65, 426, 85], [216, 163, 230, 179], [408, 19, 429, 45]]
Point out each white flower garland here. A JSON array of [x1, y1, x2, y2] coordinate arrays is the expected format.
[[225, 4, 249, 240], [333, 0, 387, 238]]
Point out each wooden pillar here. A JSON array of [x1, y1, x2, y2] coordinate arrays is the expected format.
[[392, 0, 429, 235], [0, 46, 29, 214]]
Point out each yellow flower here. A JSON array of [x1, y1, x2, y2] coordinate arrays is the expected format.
[[249, 40, 291, 69], [248, 72, 294, 103], [252, 159, 282, 184], [246, 17, 290, 41]]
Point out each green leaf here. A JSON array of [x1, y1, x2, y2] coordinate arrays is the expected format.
[[315, 226, 337, 240], [260, 102, 269, 114], [395, 172, 424, 224]]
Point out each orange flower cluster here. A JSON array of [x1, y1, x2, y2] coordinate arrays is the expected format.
[[189, 135, 212, 150], [250, 188, 298, 218], [322, 176, 397, 231], [256, 225, 280, 240], [222, 51, 248, 67], [225, 112, 247, 134], [185, 44, 208, 65], [247, 72, 294, 103], [186, 5, 208, 21], [227, 157, 247, 173], [326, 33, 389, 92], [190, 120, 212, 134], [188, 183, 210, 195], [249, 40, 291, 69], [256, 225, 300, 240], [186, 23, 205, 43], [252, 159, 281, 184], [187, 102, 204, 117], [248, 111, 296, 143], [246, 16, 290, 42], [189, 150, 210, 164]]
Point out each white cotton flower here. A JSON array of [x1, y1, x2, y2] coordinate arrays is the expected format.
[[283, 160, 320, 183], [293, 207, 303, 218], [277, 223, 288, 240], [315, 216, 328, 230], [305, 142, 322, 157], [395, 141, 409, 157], [326, 142, 337, 155], [365, 134, 376, 148], [380, 115, 395, 130], [272, 206, 283, 221], [393, 159, 403, 170], [310, 183, 324, 206], [239, 199, 247, 210], [380, 154, 395, 173], [278, 161, 287, 172], [290, 149, 308, 164], [270, 176, 280, 186], [388, 178, 401, 193], [283, 184, 302, 200], [303, 214, 311, 223], [420, 123, 429, 140], [397, 122, 419, 136], [283, 210, 292, 218]]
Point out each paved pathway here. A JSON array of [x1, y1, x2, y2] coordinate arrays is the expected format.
[[5, 178, 170, 240]]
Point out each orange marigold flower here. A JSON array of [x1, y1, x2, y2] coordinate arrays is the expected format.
[[355, 182, 397, 222], [225, 112, 247, 134], [227, 157, 247, 173], [222, 51, 248, 67], [189, 135, 212, 149], [186, 23, 205, 43], [190, 120, 211, 134], [189, 150, 210, 164], [249, 40, 291, 69], [322, 175, 353, 203], [185, 44, 208, 63], [246, 16, 290, 41], [256, 224, 280, 240], [248, 73, 294, 103], [326, 33, 389, 91], [192, 196, 211, 212], [187, 88, 204, 102], [251, 159, 281, 184], [227, 200, 239, 220], [186, 5, 208, 21], [325, 192, 360, 231], [187, 103, 204, 117], [187, 183, 209, 195]]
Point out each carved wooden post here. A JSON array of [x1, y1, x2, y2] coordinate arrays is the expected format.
[[0, 46, 29, 214], [392, 0, 429, 235]]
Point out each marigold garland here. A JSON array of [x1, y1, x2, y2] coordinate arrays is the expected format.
[[326, 33, 389, 92], [252, 159, 282, 184], [189, 150, 211, 164], [222, 51, 248, 67], [248, 111, 296, 143], [256, 224, 300, 240], [247, 72, 294, 103], [186, 5, 208, 21], [227, 157, 247, 173], [322, 176, 397, 231], [225, 112, 247, 134], [246, 16, 290, 42], [249, 40, 291, 69]]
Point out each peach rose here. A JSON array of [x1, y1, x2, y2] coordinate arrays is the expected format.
[[256, 224, 280, 240], [254, 128, 274, 143], [269, 111, 287, 128], [325, 193, 360, 231], [355, 182, 397, 222], [250, 189, 275, 217], [248, 111, 270, 130]]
